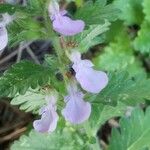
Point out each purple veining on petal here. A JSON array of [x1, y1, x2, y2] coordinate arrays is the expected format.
[[49, 1, 85, 36], [71, 51, 109, 93], [33, 96, 59, 133], [0, 26, 8, 51], [62, 84, 91, 124]]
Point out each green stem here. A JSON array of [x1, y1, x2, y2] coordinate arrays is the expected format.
[[53, 37, 69, 86], [44, 0, 55, 38]]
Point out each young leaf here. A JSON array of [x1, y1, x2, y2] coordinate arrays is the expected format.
[[75, 0, 119, 25], [74, 20, 110, 53], [134, 21, 150, 54], [0, 61, 51, 97], [92, 71, 150, 106], [11, 90, 46, 113], [108, 107, 150, 150]]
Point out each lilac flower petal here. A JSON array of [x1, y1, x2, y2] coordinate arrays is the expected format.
[[60, 10, 67, 16], [53, 16, 85, 36], [75, 68, 108, 93], [33, 104, 59, 133], [0, 26, 8, 51], [70, 51, 109, 93], [62, 89, 91, 124]]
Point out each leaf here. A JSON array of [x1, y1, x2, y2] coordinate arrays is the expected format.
[[0, 61, 51, 97], [108, 107, 150, 150], [75, 0, 119, 25], [11, 90, 46, 113], [143, 0, 150, 22], [74, 20, 110, 53], [0, 3, 22, 14], [91, 71, 150, 106], [8, 17, 45, 46], [11, 128, 100, 150], [94, 31, 145, 76], [114, 0, 144, 25], [134, 21, 150, 53], [88, 102, 126, 135]]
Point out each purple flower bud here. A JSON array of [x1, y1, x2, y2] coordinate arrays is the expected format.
[[0, 26, 8, 51], [62, 84, 91, 124], [33, 95, 59, 133], [70, 51, 108, 93], [49, 1, 85, 36]]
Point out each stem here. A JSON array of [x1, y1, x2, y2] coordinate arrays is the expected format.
[[44, 0, 55, 38], [53, 37, 69, 86]]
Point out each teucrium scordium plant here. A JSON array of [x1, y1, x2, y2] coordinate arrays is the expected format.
[[0, 0, 150, 149]]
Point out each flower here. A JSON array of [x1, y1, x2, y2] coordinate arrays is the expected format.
[[70, 51, 108, 93], [33, 95, 59, 133], [48, 1, 85, 36], [62, 83, 91, 124], [0, 26, 8, 51], [0, 14, 10, 51], [0, 13, 13, 52]]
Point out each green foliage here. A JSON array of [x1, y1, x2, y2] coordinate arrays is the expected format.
[[75, 0, 119, 25], [0, 3, 24, 14], [143, 0, 150, 22], [91, 71, 150, 106], [114, 0, 144, 25], [134, 21, 150, 54], [11, 90, 46, 113], [89, 102, 126, 135], [108, 107, 150, 150], [27, 0, 46, 13], [94, 31, 145, 75], [74, 20, 110, 53], [8, 17, 45, 46], [11, 128, 100, 150], [0, 61, 51, 97]]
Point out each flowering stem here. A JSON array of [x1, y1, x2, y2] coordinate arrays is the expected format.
[[44, 0, 55, 38], [53, 37, 69, 86]]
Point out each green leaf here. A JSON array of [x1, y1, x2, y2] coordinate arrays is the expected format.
[[89, 102, 126, 135], [74, 20, 110, 53], [134, 21, 150, 53], [11, 128, 99, 150], [143, 0, 150, 22], [94, 31, 145, 76], [92, 71, 150, 106], [0, 4, 21, 14], [8, 17, 45, 46], [114, 0, 144, 25], [75, 0, 119, 25], [108, 107, 150, 150], [0, 61, 51, 97], [11, 90, 46, 113]]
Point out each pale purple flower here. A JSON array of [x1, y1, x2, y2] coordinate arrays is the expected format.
[[62, 84, 91, 124], [70, 51, 108, 93], [33, 95, 59, 133], [0, 13, 13, 52], [48, 1, 85, 36], [0, 26, 8, 51]]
